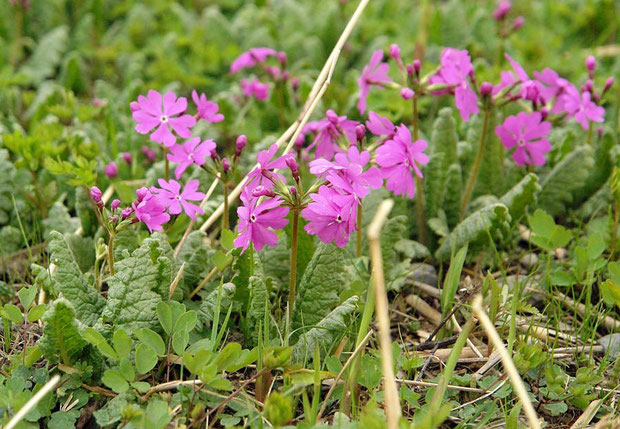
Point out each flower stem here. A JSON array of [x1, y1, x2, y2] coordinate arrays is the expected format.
[[222, 181, 229, 231], [288, 209, 300, 322], [587, 122, 593, 145], [163, 147, 170, 181], [460, 107, 491, 219], [356, 203, 363, 257], [108, 234, 115, 276], [412, 95, 427, 245]]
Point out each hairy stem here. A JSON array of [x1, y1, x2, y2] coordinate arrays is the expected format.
[[460, 107, 491, 219], [356, 203, 363, 257], [412, 95, 427, 245], [107, 234, 115, 276], [163, 147, 170, 181], [288, 209, 300, 322]]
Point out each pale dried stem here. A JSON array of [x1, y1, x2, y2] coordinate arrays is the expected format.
[[168, 262, 186, 300], [569, 399, 602, 429], [395, 378, 487, 393], [555, 291, 620, 332], [189, 266, 218, 299], [368, 199, 401, 429], [6, 375, 61, 429], [472, 295, 541, 429], [451, 314, 483, 358], [405, 293, 442, 325], [198, 0, 371, 233]]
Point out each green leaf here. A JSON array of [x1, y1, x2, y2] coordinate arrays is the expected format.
[[528, 209, 572, 252], [293, 296, 358, 362], [18, 286, 37, 310], [130, 233, 176, 299], [19, 26, 69, 85], [135, 344, 158, 374], [441, 246, 468, 315], [435, 204, 510, 261], [82, 327, 118, 361], [246, 275, 269, 345], [63, 234, 96, 274], [27, 304, 47, 322], [538, 145, 594, 216], [102, 369, 129, 394], [39, 298, 87, 365], [198, 283, 236, 324], [172, 330, 190, 355], [48, 231, 105, 325], [499, 173, 541, 221], [173, 311, 197, 334], [156, 302, 173, 335], [213, 251, 233, 271], [178, 231, 212, 296], [443, 163, 463, 229], [135, 328, 166, 356], [3, 304, 23, 324], [113, 329, 132, 359], [119, 358, 135, 382], [221, 229, 235, 251], [293, 243, 347, 331], [470, 110, 502, 197], [43, 204, 81, 241], [101, 249, 163, 332]]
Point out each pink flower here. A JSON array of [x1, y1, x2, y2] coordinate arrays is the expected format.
[[153, 179, 205, 219], [493, 0, 511, 20], [133, 189, 170, 232], [167, 138, 217, 179], [495, 112, 551, 166], [563, 90, 605, 129], [247, 144, 294, 190], [105, 162, 118, 178], [430, 48, 479, 121], [357, 50, 391, 114], [241, 79, 270, 101], [132, 90, 196, 147], [504, 54, 541, 102], [308, 110, 359, 160], [302, 186, 357, 248], [230, 47, 278, 74], [294, 121, 324, 148], [309, 146, 382, 200], [192, 91, 224, 123], [375, 125, 429, 198], [365, 111, 396, 137], [233, 190, 289, 253]]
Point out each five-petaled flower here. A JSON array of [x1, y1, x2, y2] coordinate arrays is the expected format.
[[308, 110, 359, 160], [563, 90, 605, 130], [302, 186, 357, 248], [247, 144, 294, 190], [132, 90, 196, 147], [357, 50, 391, 114], [133, 188, 170, 232], [192, 91, 225, 123], [230, 47, 278, 74], [375, 124, 429, 198], [167, 138, 217, 179], [233, 190, 289, 252], [495, 111, 551, 166], [153, 179, 206, 219]]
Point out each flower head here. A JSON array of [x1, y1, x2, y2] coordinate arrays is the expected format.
[[247, 144, 294, 190], [430, 48, 479, 121], [90, 186, 102, 202], [563, 90, 605, 129], [241, 79, 270, 101], [375, 124, 429, 198], [495, 112, 551, 166], [309, 146, 382, 200], [132, 90, 196, 147], [105, 162, 118, 178], [233, 190, 289, 253], [308, 110, 359, 160], [357, 50, 391, 114], [230, 47, 278, 74], [153, 179, 205, 219], [192, 91, 224, 123], [167, 138, 217, 179], [365, 111, 396, 137], [122, 152, 132, 165], [504, 54, 541, 102], [493, 0, 511, 20], [302, 186, 357, 248], [133, 190, 170, 232]]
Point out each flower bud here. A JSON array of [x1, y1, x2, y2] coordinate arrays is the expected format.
[[136, 187, 149, 202], [355, 124, 366, 142], [291, 77, 300, 91], [277, 51, 287, 67], [585, 79, 594, 93], [290, 186, 297, 196], [585, 55, 596, 73], [142, 146, 156, 163], [413, 59, 421, 75], [540, 107, 549, 120], [121, 207, 133, 219], [105, 162, 118, 178], [400, 88, 415, 100], [266, 66, 281, 79], [281, 70, 290, 81], [286, 157, 300, 182], [480, 81, 493, 97], [512, 16, 524, 31], [597, 127, 604, 139], [111, 199, 121, 211], [222, 158, 231, 173], [604, 77, 614, 92], [108, 215, 119, 223], [251, 185, 276, 198], [90, 186, 102, 202], [235, 135, 247, 157], [326, 109, 339, 125], [389, 44, 401, 62], [406, 63, 414, 76], [122, 152, 132, 165], [493, 0, 511, 21]]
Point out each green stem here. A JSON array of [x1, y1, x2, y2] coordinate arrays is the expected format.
[[11, 4, 24, 67], [163, 146, 170, 181], [356, 204, 363, 258], [587, 122, 593, 145], [288, 209, 300, 322], [108, 234, 115, 276], [412, 95, 427, 245], [460, 107, 491, 219], [222, 181, 229, 231]]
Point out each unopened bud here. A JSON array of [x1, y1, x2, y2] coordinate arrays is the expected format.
[[121, 207, 133, 219], [290, 186, 297, 196], [222, 158, 231, 173], [585, 79, 594, 92], [277, 51, 287, 68], [585, 56, 596, 73], [142, 146, 156, 163], [266, 66, 281, 79], [111, 199, 121, 211], [540, 107, 549, 120], [406, 63, 414, 76], [493, 0, 511, 21], [480, 81, 493, 97], [108, 215, 119, 223], [291, 77, 299, 91], [413, 59, 421, 75], [401, 88, 415, 100], [326, 110, 339, 125], [597, 127, 604, 139], [235, 135, 247, 157], [105, 162, 118, 178], [251, 185, 276, 198], [389, 44, 401, 62], [136, 187, 149, 202], [355, 124, 366, 142], [122, 152, 132, 165], [604, 77, 614, 92], [90, 186, 102, 203], [281, 70, 290, 81], [286, 157, 300, 182], [512, 16, 524, 31]]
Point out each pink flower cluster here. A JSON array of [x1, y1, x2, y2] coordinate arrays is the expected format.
[[230, 47, 293, 102]]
